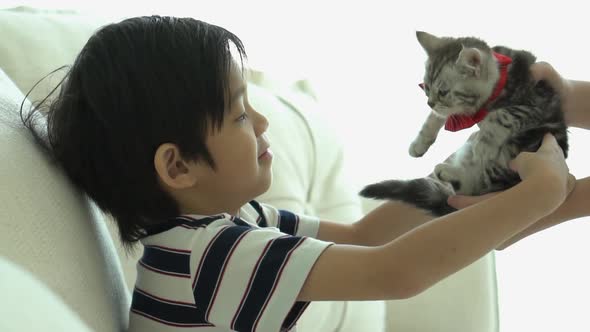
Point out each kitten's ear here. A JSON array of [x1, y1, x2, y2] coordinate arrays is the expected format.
[[416, 31, 444, 55], [456, 46, 483, 77]]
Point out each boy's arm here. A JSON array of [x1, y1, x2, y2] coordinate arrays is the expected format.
[[298, 173, 564, 301], [497, 176, 590, 249], [316, 201, 434, 246], [316, 176, 587, 248]]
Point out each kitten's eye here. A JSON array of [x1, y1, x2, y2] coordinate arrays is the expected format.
[[439, 89, 449, 97]]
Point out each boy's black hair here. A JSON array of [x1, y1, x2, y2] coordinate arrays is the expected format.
[[21, 16, 247, 248]]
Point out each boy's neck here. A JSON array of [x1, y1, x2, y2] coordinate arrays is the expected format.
[[177, 196, 242, 217]]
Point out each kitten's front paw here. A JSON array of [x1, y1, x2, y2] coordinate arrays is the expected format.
[[409, 140, 431, 158]]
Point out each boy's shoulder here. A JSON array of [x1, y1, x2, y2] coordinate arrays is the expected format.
[[140, 200, 320, 251]]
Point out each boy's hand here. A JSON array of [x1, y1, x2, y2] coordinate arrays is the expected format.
[[447, 192, 499, 209], [448, 134, 576, 209], [510, 133, 568, 183]]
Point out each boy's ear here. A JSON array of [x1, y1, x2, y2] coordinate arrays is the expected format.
[[154, 143, 198, 189]]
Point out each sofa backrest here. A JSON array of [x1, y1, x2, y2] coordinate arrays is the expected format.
[[0, 7, 133, 331], [0, 67, 130, 330]]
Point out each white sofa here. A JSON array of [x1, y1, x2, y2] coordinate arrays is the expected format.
[[0, 6, 499, 332]]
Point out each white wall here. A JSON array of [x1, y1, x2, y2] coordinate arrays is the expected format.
[[7, 1, 590, 330]]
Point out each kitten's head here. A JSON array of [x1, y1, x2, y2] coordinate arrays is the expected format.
[[417, 31, 499, 117]]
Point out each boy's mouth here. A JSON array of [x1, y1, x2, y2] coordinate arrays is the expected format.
[[258, 135, 272, 159], [258, 144, 272, 159], [258, 149, 273, 160]]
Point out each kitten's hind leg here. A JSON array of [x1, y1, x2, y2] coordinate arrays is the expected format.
[[434, 163, 464, 191], [434, 161, 480, 195]]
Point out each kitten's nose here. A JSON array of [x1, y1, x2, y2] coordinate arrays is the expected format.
[[427, 101, 435, 108]]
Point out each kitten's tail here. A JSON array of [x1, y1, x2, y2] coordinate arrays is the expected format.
[[359, 177, 456, 216]]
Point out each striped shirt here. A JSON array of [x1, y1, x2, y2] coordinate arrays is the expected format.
[[128, 201, 333, 332]]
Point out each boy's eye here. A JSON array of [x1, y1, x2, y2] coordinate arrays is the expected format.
[[237, 112, 248, 122], [439, 89, 449, 97]]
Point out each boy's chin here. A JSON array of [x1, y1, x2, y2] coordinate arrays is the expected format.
[[262, 172, 273, 191], [255, 172, 273, 197]]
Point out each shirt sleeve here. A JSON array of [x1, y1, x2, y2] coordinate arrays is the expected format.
[[191, 223, 333, 332], [254, 202, 320, 238]]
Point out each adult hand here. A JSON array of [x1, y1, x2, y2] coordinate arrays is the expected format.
[[530, 62, 575, 125]]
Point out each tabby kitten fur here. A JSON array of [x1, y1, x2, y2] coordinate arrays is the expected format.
[[360, 31, 568, 216]]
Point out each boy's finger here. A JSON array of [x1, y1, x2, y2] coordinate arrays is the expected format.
[[447, 195, 473, 209], [509, 152, 531, 172], [542, 133, 557, 146], [538, 133, 558, 152]]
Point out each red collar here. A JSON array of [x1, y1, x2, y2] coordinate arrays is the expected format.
[[419, 52, 512, 132]]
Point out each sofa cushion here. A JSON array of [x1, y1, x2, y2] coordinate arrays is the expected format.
[[0, 256, 92, 331]]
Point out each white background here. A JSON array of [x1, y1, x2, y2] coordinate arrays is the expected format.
[[4, 1, 589, 330]]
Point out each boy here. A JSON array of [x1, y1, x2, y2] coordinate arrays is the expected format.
[[23, 16, 573, 331]]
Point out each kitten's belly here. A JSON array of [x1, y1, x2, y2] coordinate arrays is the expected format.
[[451, 131, 516, 195]]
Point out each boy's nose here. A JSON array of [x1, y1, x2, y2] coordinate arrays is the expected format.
[[254, 109, 269, 136]]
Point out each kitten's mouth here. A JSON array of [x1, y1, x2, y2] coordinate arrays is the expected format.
[[432, 109, 447, 118], [433, 106, 454, 117], [434, 106, 476, 118], [432, 108, 449, 118]]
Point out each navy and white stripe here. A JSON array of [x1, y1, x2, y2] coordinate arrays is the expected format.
[[131, 287, 212, 328], [277, 210, 300, 236], [139, 245, 191, 279], [192, 226, 252, 320], [231, 235, 306, 331], [248, 200, 268, 227], [283, 301, 311, 330], [129, 201, 331, 332]]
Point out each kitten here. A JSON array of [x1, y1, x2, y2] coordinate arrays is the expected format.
[[360, 31, 568, 216]]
